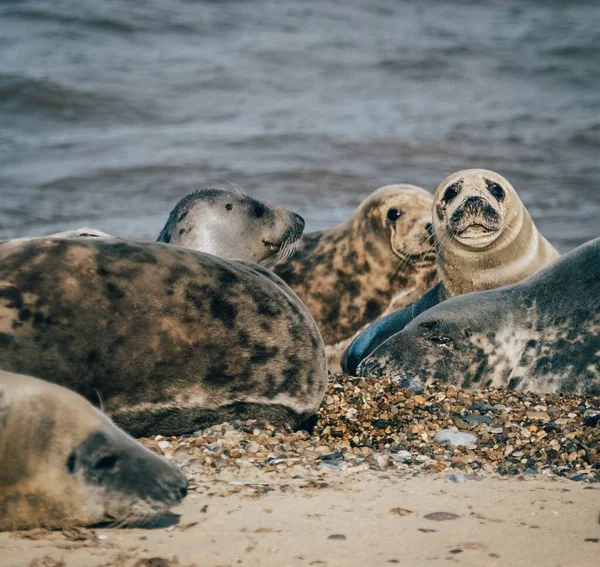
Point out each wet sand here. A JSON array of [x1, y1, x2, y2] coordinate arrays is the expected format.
[[2, 473, 598, 567]]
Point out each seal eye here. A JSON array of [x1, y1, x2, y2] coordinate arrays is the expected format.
[[487, 182, 505, 202], [93, 454, 119, 471], [442, 184, 460, 203], [386, 208, 403, 222], [254, 204, 265, 218]]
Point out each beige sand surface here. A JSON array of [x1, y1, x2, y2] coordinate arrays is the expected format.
[[1, 473, 598, 567]]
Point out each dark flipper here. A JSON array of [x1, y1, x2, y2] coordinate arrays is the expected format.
[[341, 284, 444, 375]]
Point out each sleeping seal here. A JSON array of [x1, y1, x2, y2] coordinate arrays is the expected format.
[[342, 169, 559, 374], [0, 238, 327, 436], [0, 370, 187, 531], [273, 184, 437, 345], [357, 236, 600, 396], [8, 188, 304, 264]]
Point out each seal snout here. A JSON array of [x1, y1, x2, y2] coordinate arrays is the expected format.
[[449, 195, 502, 238]]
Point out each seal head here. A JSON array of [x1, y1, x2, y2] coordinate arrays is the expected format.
[[157, 188, 305, 263], [0, 371, 187, 531]]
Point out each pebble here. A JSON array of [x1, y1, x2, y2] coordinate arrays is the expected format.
[[139, 376, 600, 486], [434, 430, 478, 447], [423, 512, 460, 521]]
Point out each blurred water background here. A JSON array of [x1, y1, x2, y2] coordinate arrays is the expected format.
[[1, 0, 599, 251]]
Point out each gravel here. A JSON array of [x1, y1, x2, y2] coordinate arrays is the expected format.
[[139, 375, 600, 489]]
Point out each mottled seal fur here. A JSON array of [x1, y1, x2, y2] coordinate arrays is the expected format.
[[273, 184, 437, 346], [0, 238, 327, 436], [0, 370, 187, 531], [342, 170, 559, 374], [357, 236, 600, 396], [12, 188, 305, 264]]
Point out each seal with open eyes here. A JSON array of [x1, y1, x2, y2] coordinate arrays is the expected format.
[[356, 236, 600, 396], [272, 184, 437, 347], [0, 370, 188, 531], [10, 188, 305, 264], [342, 169, 559, 374], [0, 238, 327, 437]]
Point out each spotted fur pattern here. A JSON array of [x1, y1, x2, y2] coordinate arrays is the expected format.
[[0, 239, 327, 436], [273, 185, 437, 345]]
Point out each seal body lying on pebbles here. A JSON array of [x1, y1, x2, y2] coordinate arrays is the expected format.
[[0, 370, 187, 531], [357, 236, 600, 395], [273, 184, 437, 345], [0, 238, 327, 436], [10, 188, 305, 264], [342, 169, 559, 374]]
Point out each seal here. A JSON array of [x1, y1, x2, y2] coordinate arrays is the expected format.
[[273, 184, 437, 346], [357, 236, 600, 396], [0, 370, 188, 531], [342, 169, 560, 374], [10, 188, 305, 264], [0, 238, 327, 437]]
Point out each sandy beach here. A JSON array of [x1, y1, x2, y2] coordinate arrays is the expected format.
[[1, 472, 598, 567]]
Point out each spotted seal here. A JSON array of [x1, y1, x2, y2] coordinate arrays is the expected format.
[[342, 169, 559, 374], [356, 236, 600, 395], [273, 184, 437, 346], [0, 370, 187, 531], [10, 188, 305, 264], [0, 238, 327, 436]]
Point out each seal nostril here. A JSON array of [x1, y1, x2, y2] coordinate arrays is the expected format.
[[425, 223, 433, 236], [179, 486, 188, 499]]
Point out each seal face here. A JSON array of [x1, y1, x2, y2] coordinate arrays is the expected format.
[[0, 371, 187, 531], [342, 169, 560, 374], [157, 188, 305, 263], [0, 238, 327, 436], [357, 236, 600, 396], [273, 184, 437, 345]]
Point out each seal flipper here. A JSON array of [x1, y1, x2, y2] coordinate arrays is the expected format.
[[341, 284, 444, 375]]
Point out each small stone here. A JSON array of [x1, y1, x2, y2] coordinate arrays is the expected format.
[[327, 534, 346, 541], [464, 413, 493, 426], [446, 473, 466, 484], [424, 512, 460, 521], [390, 507, 413, 516], [390, 451, 413, 464], [434, 430, 478, 447], [246, 441, 260, 454], [526, 411, 550, 422], [157, 440, 172, 450], [583, 411, 600, 428]]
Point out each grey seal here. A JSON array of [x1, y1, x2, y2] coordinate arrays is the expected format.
[[0, 370, 187, 531], [357, 236, 600, 396], [0, 238, 327, 436], [342, 169, 559, 374]]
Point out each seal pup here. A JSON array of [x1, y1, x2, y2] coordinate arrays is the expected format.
[[0, 370, 188, 531], [9, 188, 305, 264], [0, 238, 327, 436], [342, 169, 559, 374], [273, 184, 437, 346], [357, 236, 600, 396]]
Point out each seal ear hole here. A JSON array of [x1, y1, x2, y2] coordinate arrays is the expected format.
[[487, 182, 505, 202], [429, 335, 454, 349], [225, 203, 233, 211], [386, 208, 403, 222], [93, 454, 119, 472], [66, 452, 77, 474]]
